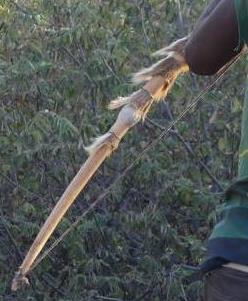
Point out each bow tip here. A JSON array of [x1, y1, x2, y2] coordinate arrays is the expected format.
[[11, 271, 30, 291]]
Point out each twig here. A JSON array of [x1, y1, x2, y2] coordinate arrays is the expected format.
[[176, 0, 185, 33], [96, 296, 123, 301], [0, 210, 23, 261], [41, 274, 66, 296], [0, 174, 45, 200], [134, 288, 153, 301], [61, 46, 81, 66], [180, 283, 188, 301], [139, 4, 150, 46], [13, 1, 40, 17], [61, 46, 108, 99], [146, 103, 223, 192], [91, 37, 121, 83]]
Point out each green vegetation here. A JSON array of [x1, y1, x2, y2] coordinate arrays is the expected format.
[[0, 1, 247, 300]]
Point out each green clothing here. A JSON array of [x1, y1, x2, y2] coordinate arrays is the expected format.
[[210, 86, 248, 241], [204, 87, 248, 270], [202, 0, 248, 271], [235, 0, 248, 44]]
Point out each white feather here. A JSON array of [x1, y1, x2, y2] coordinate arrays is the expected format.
[[84, 133, 112, 156], [108, 97, 131, 110]]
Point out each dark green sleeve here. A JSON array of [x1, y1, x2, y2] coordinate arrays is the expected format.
[[235, 0, 248, 44]]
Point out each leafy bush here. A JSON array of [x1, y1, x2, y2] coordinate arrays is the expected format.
[[0, 1, 247, 300]]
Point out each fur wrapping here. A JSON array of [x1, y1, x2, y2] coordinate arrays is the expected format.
[[132, 36, 189, 84], [87, 37, 190, 155]]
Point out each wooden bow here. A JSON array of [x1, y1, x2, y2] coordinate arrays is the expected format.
[[11, 37, 189, 291]]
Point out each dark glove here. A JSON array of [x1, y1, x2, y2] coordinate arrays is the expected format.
[[185, 0, 243, 76]]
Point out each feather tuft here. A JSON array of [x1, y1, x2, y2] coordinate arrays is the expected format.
[[108, 96, 131, 110], [132, 56, 176, 84], [132, 36, 188, 84], [84, 133, 112, 156], [152, 36, 189, 57], [132, 70, 153, 84]]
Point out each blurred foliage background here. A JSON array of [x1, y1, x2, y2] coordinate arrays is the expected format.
[[0, 0, 247, 300]]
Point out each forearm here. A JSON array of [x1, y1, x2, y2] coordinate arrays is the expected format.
[[185, 0, 243, 76]]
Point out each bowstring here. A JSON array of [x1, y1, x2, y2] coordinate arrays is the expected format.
[[30, 50, 244, 272]]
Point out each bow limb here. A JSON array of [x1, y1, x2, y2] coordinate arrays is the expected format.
[[11, 37, 189, 291], [10, 79, 161, 291]]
